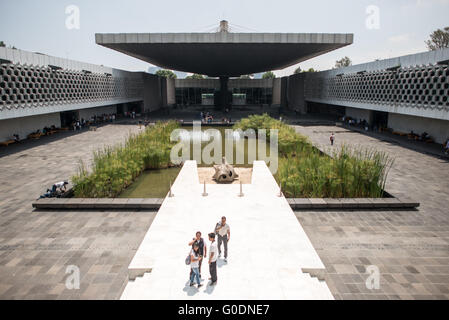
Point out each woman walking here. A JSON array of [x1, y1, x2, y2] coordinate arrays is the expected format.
[[330, 132, 335, 146], [189, 243, 203, 288]]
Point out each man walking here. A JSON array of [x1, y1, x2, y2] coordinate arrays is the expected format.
[[188, 231, 206, 278], [215, 216, 230, 262], [208, 232, 218, 285]]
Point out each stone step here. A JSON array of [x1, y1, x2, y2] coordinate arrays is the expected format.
[[32, 198, 163, 210], [32, 196, 419, 210]]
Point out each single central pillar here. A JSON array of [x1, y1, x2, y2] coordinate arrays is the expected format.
[[219, 76, 229, 111]]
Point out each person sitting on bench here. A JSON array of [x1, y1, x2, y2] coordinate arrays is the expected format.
[[421, 132, 430, 141], [51, 181, 68, 193], [38, 189, 55, 199]]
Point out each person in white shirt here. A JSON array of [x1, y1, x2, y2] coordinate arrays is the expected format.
[[51, 181, 68, 193], [208, 232, 218, 285], [215, 216, 230, 262]]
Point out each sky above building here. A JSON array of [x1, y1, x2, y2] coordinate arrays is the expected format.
[[1, 0, 448, 77]]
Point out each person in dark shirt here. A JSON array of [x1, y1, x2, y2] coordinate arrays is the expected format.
[[188, 231, 207, 279]]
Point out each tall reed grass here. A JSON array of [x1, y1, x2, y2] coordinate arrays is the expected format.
[[72, 121, 179, 198], [234, 114, 394, 198]]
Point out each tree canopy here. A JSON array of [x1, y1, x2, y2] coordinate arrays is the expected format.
[[293, 67, 317, 75], [185, 74, 205, 79], [335, 56, 352, 68], [155, 69, 177, 79], [425, 27, 449, 51], [262, 71, 276, 79], [0, 41, 5, 47]]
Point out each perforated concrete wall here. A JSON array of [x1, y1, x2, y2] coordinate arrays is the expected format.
[[299, 48, 449, 121], [305, 64, 449, 116], [0, 63, 143, 113]]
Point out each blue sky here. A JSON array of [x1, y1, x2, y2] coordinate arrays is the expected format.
[[1, 0, 448, 76]]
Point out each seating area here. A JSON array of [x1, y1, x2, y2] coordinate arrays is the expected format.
[[0, 139, 16, 147], [1, 126, 68, 147], [0, 133, 20, 147], [26, 126, 61, 140]]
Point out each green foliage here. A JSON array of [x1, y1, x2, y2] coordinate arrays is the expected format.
[[0, 41, 5, 47], [335, 56, 352, 68], [425, 27, 449, 51], [277, 145, 393, 198], [155, 69, 177, 79], [234, 114, 394, 198], [294, 67, 318, 75], [233, 113, 310, 156], [186, 74, 205, 79], [72, 121, 179, 198], [262, 71, 276, 79]]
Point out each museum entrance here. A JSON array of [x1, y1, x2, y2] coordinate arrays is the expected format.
[[372, 110, 389, 129], [60, 110, 79, 127]]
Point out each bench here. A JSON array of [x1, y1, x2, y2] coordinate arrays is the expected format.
[[0, 140, 16, 147], [392, 131, 407, 137], [27, 133, 42, 139]]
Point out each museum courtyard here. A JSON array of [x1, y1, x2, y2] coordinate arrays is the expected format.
[[0, 120, 447, 300]]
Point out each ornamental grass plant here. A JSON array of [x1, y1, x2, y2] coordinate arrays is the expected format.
[[72, 121, 179, 198]]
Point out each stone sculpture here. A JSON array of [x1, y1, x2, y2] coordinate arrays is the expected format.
[[213, 157, 239, 183]]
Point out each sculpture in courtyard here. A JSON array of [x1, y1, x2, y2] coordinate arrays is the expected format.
[[213, 157, 239, 183]]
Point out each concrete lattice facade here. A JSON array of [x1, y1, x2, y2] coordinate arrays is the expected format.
[[0, 63, 143, 114], [301, 48, 449, 122], [305, 64, 449, 115], [0, 48, 147, 121]]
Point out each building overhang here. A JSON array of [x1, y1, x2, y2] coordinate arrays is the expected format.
[[95, 32, 353, 77]]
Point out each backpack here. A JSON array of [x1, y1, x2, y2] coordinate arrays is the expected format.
[[215, 222, 221, 235]]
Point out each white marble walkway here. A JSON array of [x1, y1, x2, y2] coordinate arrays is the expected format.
[[121, 161, 333, 300]]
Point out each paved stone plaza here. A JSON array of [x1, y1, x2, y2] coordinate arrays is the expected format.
[[0, 124, 157, 299], [0, 122, 448, 299], [294, 125, 449, 300]]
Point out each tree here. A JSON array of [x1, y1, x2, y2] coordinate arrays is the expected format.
[[303, 68, 317, 73], [185, 74, 205, 79], [425, 27, 449, 51], [335, 56, 352, 68], [294, 67, 317, 75], [0, 41, 5, 47], [262, 71, 276, 79], [155, 69, 177, 79]]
